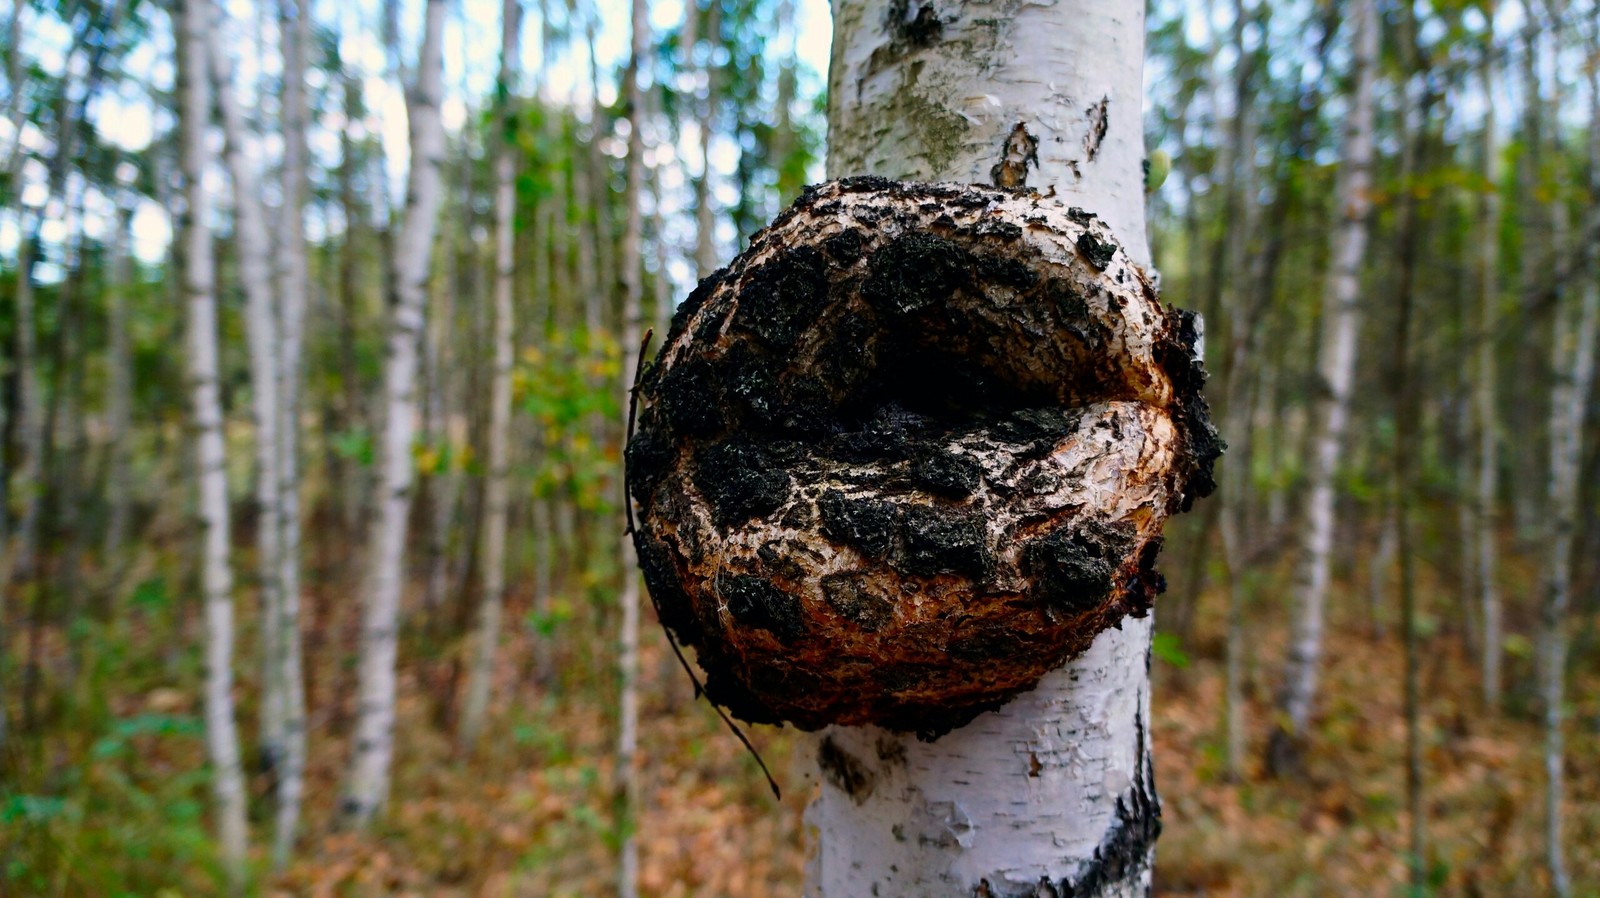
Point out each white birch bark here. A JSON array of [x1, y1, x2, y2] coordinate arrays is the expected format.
[[204, 0, 287, 787], [616, 0, 647, 892], [812, 3, 1159, 894], [270, 0, 312, 867], [461, 0, 522, 751], [1475, 10, 1503, 707], [177, 0, 250, 882], [1274, 0, 1376, 748], [342, 0, 448, 827], [1538, 41, 1600, 898]]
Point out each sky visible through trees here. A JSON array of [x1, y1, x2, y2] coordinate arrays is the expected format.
[[2, 0, 1600, 895]]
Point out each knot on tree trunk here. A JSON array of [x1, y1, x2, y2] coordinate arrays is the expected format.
[[627, 178, 1219, 738]]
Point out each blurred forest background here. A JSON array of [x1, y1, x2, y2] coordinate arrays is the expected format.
[[2, 0, 1600, 895]]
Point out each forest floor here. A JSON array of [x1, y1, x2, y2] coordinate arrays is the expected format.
[[3, 537, 1598, 897]]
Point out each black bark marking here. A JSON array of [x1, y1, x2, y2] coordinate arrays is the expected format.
[[819, 736, 878, 804], [887, 0, 943, 47], [1061, 715, 1160, 897], [987, 719, 1159, 898]]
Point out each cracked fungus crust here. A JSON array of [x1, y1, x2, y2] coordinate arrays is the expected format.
[[627, 178, 1220, 738]]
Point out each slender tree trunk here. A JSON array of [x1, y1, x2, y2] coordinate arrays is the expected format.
[[812, 3, 1158, 894], [693, 0, 719, 279], [1511, 4, 1545, 540], [205, 1, 287, 797], [104, 204, 135, 563], [1538, 33, 1599, 897], [1269, 0, 1376, 772], [421, 147, 465, 622], [461, 0, 522, 751], [1368, 505, 1395, 638], [6, 165, 43, 589], [270, 0, 312, 868], [0, 0, 21, 585], [342, 0, 449, 828], [177, 0, 250, 882], [337, 69, 369, 535], [1214, 0, 1269, 784], [1475, 7, 1504, 707], [527, 6, 558, 682], [615, 0, 647, 893], [1389, 25, 1437, 879]]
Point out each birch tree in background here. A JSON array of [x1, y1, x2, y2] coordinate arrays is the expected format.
[[272, 0, 312, 867], [691, 0, 719, 279], [1269, 0, 1376, 774], [176, 0, 249, 882], [343, 0, 449, 828], [810, 2, 1162, 893], [615, 0, 647, 892], [1475, 0, 1503, 709], [204, 0, 287, 809], [1538, 25, 1600, 893], [460, 0, 522, 751]]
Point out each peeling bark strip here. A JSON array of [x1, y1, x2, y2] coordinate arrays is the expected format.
[[626, 179, 1218, 736], [1082, 97, 1111, 162], [991, 122, 1038, 189]]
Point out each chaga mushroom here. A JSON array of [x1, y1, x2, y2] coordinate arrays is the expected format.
[[626, 178, 1220, 738]]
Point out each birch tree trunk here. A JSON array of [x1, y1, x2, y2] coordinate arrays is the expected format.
[[342, 0, 448, 828], [1475, 4, 1503, 708], [811, 3, 1159, 893], [177, 0, 250, 882], [1538, 37, 1600, 897], [1269, 0, 1376, 770], [616, 0, 647, 893], [461, 0, 522, 751], [204, 2, 286, 793], [271, 0, 312, 867]]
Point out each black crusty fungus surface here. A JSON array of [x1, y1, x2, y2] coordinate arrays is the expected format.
[[626, 178, 1220, 736]]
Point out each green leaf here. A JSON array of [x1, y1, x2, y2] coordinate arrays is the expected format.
[[1152, 632, 1190, 668]]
